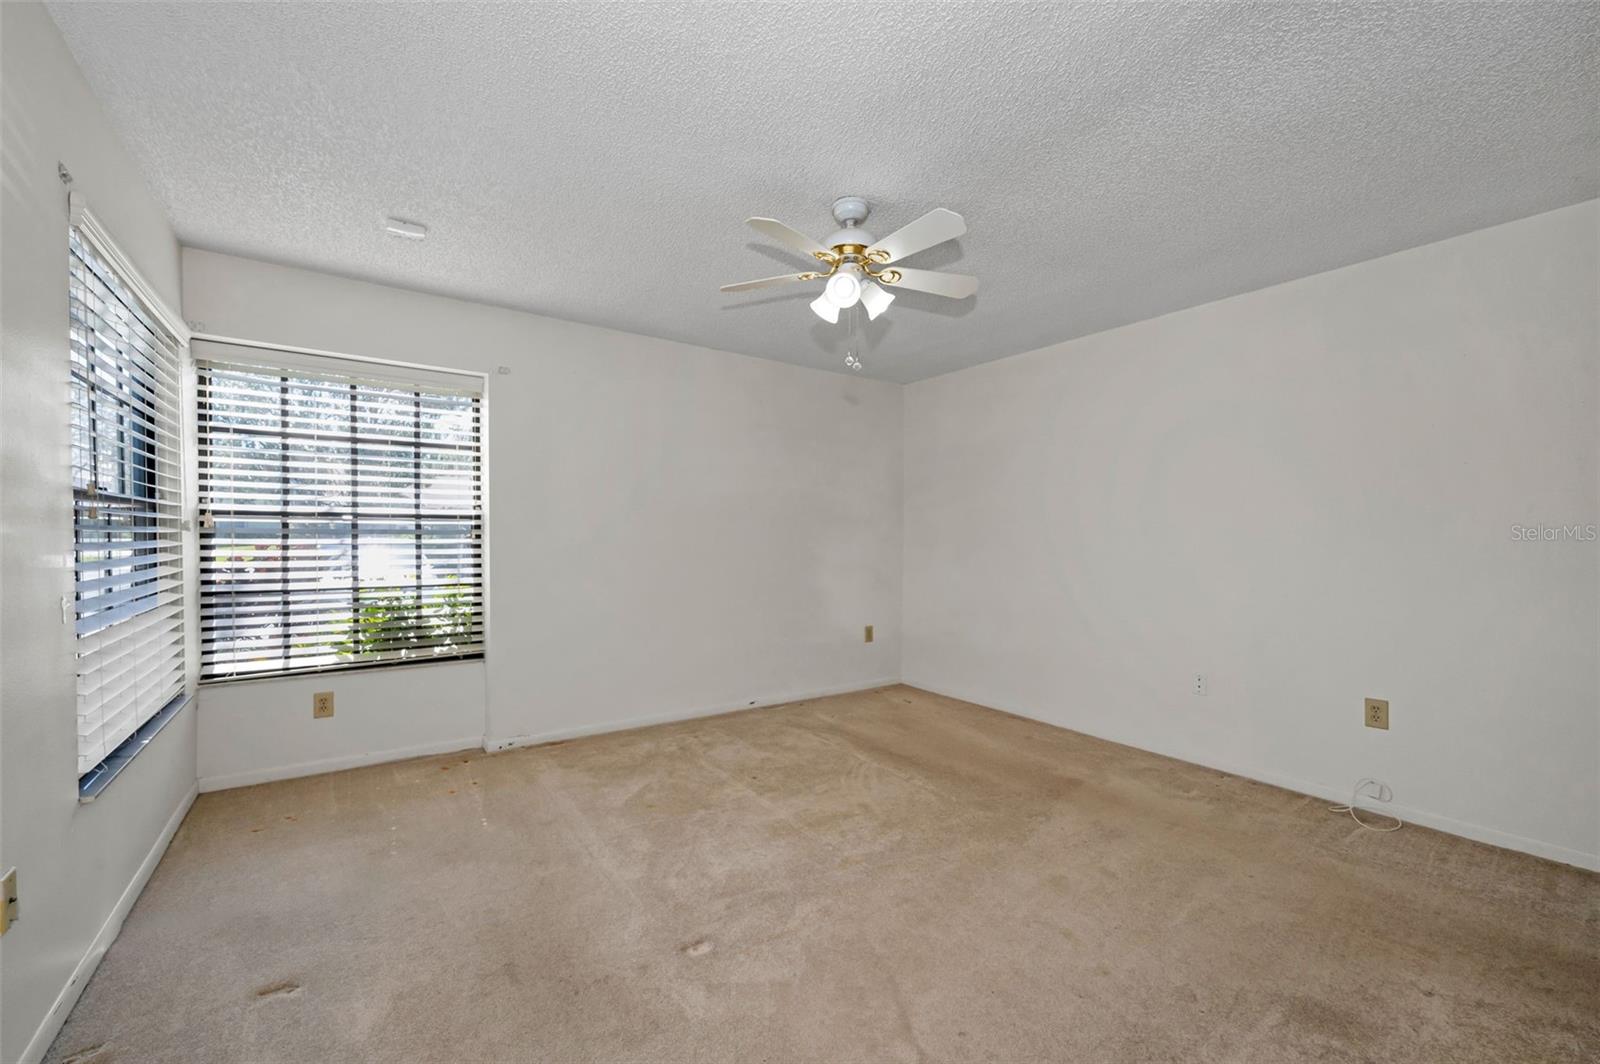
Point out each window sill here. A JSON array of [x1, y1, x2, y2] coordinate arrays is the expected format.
[[197, 653, 485, 688], [78, 692, 190, 803]]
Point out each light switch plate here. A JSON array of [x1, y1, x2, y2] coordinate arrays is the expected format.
[[864, 625, 874, 644]]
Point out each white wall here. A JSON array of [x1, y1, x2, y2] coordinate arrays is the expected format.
[[0, 5, 198, 1061], [182, 249, 903, 787], [194, 662, 486, 790], [903, 201, 1600, 870]]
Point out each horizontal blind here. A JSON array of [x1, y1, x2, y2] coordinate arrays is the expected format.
[[70, 226, 187, 776], [196, 348, 484, 680]]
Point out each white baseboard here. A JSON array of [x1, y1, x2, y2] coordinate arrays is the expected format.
[[197, 680, 905, 787], [484, 678, 902, 752], [197, 736, 484, 792], [21, 784, 199, 1064], [905, 680, 1600, 874]]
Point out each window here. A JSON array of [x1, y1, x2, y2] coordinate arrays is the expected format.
[[70, 226, 187, 780], [195, 345, 484, 680]]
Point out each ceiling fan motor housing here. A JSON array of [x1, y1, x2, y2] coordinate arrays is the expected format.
[[824, 228, 877, 250]]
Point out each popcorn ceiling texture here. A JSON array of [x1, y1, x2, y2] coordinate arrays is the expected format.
[[47, 1, 1599, 383]]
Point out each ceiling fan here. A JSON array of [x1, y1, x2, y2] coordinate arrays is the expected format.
[[721, 196, 977, 323]]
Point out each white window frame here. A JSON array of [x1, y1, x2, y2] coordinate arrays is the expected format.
[[191, 339, 487, 683], [69, 192, 195, 800]]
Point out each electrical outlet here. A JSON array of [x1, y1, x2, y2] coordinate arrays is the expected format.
[[1, 868, 17, 936], [1365, 698, 1389, 730], [1193, 673, 1208, 696], [313, 691, 335, 719], [864, 625, 874, 644]]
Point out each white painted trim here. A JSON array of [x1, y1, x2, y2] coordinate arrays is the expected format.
[[484, 679, 902, 752], [19, 784, 198, 1064], [197, 736, 484, 792], [69, 192, 189, 345], [187, 331, 488, 383], [197, 682, 902, 787], [905, 680, 1600, 873], [476, 379, 494, 756], [196, 657, 482, 692]]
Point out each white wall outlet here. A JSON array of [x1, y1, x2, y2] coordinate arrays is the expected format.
[[1193, 673, 1208, 696]]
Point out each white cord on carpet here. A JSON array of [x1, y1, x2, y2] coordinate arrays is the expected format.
[[1330, 777, 1403, 832]]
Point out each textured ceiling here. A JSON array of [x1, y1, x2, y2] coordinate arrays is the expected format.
[[48, 2, 1599, 383]]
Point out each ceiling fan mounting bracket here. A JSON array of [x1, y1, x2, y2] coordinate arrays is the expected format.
[[830, 196, 870, 227]]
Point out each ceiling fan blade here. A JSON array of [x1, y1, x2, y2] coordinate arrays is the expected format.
[[876, 266, 978, 299], [719, 271, 822, 293], [865, 208, 966, 265], [746, 217, 831, 261]]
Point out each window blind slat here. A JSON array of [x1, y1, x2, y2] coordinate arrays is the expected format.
[[197, 355, 484, 681]]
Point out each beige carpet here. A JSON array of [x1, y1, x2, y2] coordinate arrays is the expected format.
[[46, 685, 1599, 1063]]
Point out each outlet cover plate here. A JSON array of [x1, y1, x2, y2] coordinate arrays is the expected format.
[[1, 868, 16, 936], [313, 691, 335, 719], [1365, 697, 1389, 730]]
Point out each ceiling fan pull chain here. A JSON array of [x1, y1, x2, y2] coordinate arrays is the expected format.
[[845, 302, 863, 372]]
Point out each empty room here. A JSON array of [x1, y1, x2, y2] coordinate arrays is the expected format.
[[1, 1, 1596, 1061]]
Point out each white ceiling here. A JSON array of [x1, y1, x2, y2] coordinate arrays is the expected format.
[[49, 2, 1599, 383]]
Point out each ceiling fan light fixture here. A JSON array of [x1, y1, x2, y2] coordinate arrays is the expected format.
[[823, 269, 862, 309], [810, 294, 840, 324], [859, 280, 894, 320]]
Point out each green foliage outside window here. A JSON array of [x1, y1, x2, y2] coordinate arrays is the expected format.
[[327, 577, 476, 660]]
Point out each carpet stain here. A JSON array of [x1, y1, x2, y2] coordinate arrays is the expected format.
[[58, 1044, 112, 1064], [682, 939, 714, 957], [253, 980, 302, 1000]]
